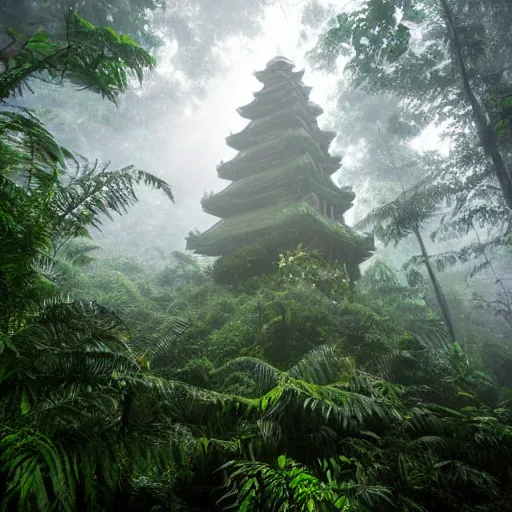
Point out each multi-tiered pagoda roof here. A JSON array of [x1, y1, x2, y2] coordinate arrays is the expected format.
[[186, 56, 373, 279]]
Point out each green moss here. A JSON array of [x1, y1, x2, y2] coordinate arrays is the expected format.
[[203, 153, 354, 218], [218, 127, 339, 180], [188, 201, 373, 264]]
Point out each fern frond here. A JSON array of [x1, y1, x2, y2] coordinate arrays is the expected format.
[[54, 157, 173, 246], [439, 460, 499, 496], [0, 428, 76, 512], [214, 357, 281, 393], [288, 345, 349, 385], [355, 171, 448, 244]]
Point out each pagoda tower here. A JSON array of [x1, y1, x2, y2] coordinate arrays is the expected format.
[[186, 56, 373, 279]]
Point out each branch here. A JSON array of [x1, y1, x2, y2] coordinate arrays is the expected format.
[[439, 0, 512, 210]]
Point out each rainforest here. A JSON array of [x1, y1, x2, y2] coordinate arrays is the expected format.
[[1, 1, 511, 511]]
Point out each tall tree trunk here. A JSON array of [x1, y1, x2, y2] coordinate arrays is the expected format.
[[377, 127, 458, 343], [439, 0, 512, 210], [412, 225, 457, 343], [0, 273, 7, 334]]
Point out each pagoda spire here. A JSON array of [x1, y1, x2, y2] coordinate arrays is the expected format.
[[186, 56, 373, 280]]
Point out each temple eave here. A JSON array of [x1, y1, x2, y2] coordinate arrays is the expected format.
[[254, 68, 305, 84], [225, 127, 337, 153], [203, 157, 355, 218], [186, 202, 374, 264], [217, 129, 343, 180], [201, 191, 355, 219], [226, 100, 335, 152], [237, 94, 324, 121]]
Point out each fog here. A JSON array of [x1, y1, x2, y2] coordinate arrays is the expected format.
[[14, 1, 346, 264]]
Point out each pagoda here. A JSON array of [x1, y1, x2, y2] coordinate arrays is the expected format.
[[186, 56, 373, 279]]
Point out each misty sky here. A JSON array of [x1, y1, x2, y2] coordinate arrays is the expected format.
[[20, 0, 442, 263], [149, 0, 440, 226], [72, 0, 351, 258]]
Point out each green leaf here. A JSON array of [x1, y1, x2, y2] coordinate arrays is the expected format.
[[25, 42, 54, 53], [0, 334, 9, 354], [277, 455, 287, 469], [29, 30, 50, 43], [105, 27, 121, 42], [335, 496, 348, 509], [495, 119, 509, 137], [121, 34, 140, 47], [502, 96, 512, 108], [73, 14, 95, 31], [21, 392, 31, 415], [7, 28, 23, 40]]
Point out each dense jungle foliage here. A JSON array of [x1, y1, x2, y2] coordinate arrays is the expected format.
[[1, 2, 512, 512]]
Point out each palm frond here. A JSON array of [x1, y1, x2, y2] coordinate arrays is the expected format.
[[59, 239, 101, 266], [146, 316, 190, 362], [438, 460, 499, 496], [30, 384, 120, 434], [0, 428, 76, 512], [261, 377, 387, 430], [217, 345, 351, 396], [353, 484, 394, 509], [214, 357, 281, 394], [0, 109, 68, 177], [366, 348, 417, 381], [396, 495, 429, 511], [0, 300, 140, 412], [403, 406, 447, 434], [54, 156, 173, 246], [256, 419, 283, 447], [0, 14, 156, 103], [288, 345, 349, 385]]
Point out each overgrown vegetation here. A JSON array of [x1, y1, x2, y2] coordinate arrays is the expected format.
[[1, 6, 512, 512], [310, 0, 512, 327]]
